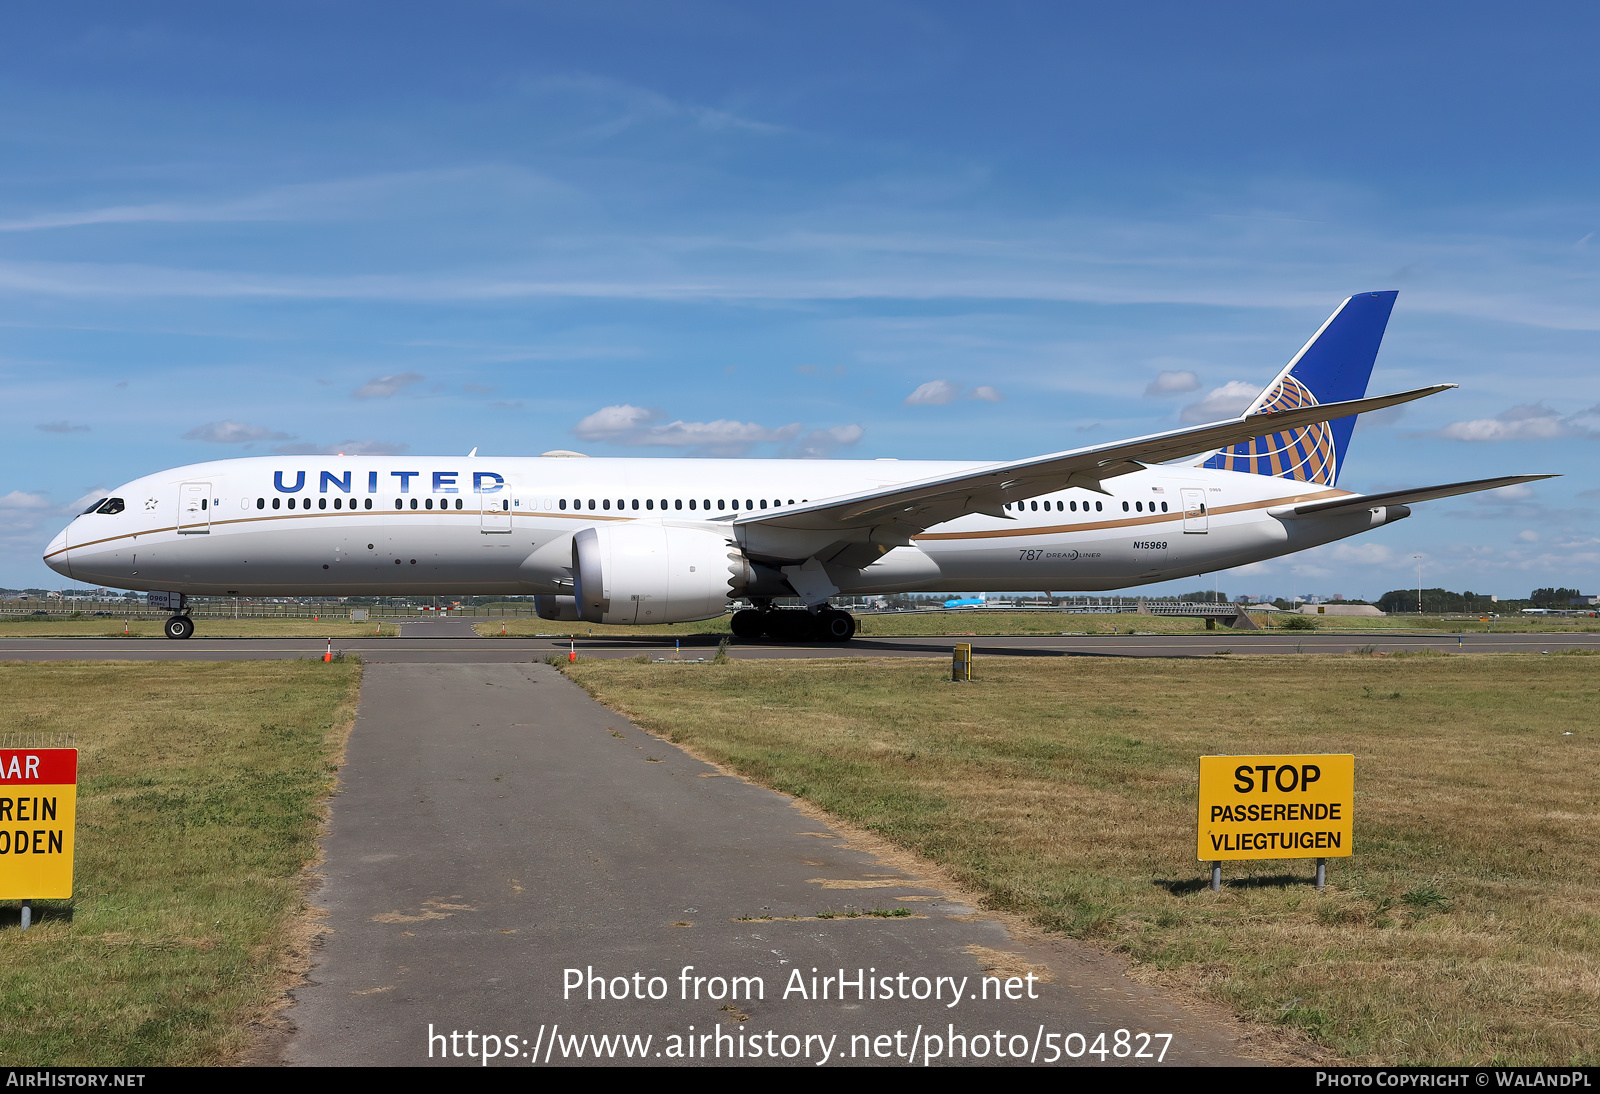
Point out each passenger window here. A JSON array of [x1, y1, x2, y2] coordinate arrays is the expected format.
[[645, 499, 654, 510], [587, 499, 595, 510], [603, 499, 611, 510], [200, 498, 208, 510], [759, 499, 767, 509], [559, 499, 567, 510], [410, 499, 418, 510], [319, 498, 327, 510], [1096, 501, 1103, 511], [1069, 500, 1076, 511], [688, 499, 696, 510], [273, 498, 282, 509], [425, 498, 433, 510], [631, 499, 639, 510], [660, 499, 667, 509], [365, 498, 373, 510], [458, 499, 465, 510], [256, 498, 265, 510], [703, 499, 711, 509], [395, 499, 402, 509], [1161, 501, 1168, 512], [334, 498, 342, 509], [1122, 501, 1129, 511], [717, 500, 725, 510]]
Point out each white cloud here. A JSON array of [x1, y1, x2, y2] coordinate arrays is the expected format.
[[1180, 380, 1258, 423], [1329, 542, 1394, 564], [183, 421, 292, 444], [1517, 529, 1540, 542], [574, 404, 661, 441], [970, 385, 1004, 402], [0, 491, 52, 510], [573, 403, 861, 456], [1488, 483, 1536, 501], [905, 379, 961, 406], [1145, 370, 1200, 396], [352, 372, 424, 399], [1434, 402, 1598, 442], [36, 421, 89, 433], [788, 424, 865, 458], [272, 440, 410, 455], [635, 419, 802, 449]]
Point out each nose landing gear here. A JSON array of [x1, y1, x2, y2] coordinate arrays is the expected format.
[[163, 614, 194, 640]]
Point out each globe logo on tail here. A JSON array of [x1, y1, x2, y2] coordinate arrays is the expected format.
[[1205, 375, 1338, 484]]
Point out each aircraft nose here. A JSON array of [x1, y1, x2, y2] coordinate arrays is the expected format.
[[44, 526, 72, 579]]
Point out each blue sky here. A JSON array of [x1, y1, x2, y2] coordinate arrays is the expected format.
[[3, 2, 1597, 598]]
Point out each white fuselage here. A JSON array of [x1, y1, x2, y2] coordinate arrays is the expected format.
[[44, 454, 1404, 605]]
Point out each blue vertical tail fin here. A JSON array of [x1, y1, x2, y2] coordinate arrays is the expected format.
[[1202, 290, 1398, 485]]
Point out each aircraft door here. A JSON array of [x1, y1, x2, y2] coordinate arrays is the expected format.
[[481, 495, 512, 534], [1181, 488, 1208, 533], [178, 481, 212, 534]]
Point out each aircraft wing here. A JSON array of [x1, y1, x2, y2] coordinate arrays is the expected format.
[[735, 384, 1455, 541], [1270, 474, 1556, 519]]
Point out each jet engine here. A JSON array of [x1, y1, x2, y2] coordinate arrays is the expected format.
[[572, 524, 751, 625]]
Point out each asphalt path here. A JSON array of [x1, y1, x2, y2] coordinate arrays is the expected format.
[[280, 662, 1254, 1067], [1, 628, 1595, 663]]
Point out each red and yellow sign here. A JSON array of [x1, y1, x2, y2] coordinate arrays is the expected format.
[[1198, 753, 1352, 861], [0, 748, 77, 899]]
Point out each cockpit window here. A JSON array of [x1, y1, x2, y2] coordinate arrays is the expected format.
[[94, 498, 125, 515], [81, 498, 109, 514]]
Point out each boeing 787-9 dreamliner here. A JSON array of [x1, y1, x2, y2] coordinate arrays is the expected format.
[[45, 291, 1549, 641]]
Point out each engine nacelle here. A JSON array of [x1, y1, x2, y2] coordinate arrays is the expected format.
[[534, 595, 581, 621], [572, 524, 748, 625]]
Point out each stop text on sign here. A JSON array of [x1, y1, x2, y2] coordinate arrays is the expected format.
[[1197, 753, 1352, 862]]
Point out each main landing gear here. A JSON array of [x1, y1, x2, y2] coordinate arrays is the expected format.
[[163, 614, 194, 640], [730, 607, 856, 643]]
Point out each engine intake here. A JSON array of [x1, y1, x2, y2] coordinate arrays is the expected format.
[[572, 524, 748, 625]]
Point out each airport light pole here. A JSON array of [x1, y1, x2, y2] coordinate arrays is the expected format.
[[1414, 554, 1423, 615]]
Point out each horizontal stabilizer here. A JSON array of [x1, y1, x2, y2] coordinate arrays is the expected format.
[[1271, 475, 1557, 519]]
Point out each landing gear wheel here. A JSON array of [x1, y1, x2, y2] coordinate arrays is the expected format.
[[762, 609, 815, 641], [730, 609, 765, 640], [817, 609, 856, 642], [164, 615, 194, 640]]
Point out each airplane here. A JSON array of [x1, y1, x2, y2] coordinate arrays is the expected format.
[[943, 594, 987, 608], [44, 290, 1551, 642]]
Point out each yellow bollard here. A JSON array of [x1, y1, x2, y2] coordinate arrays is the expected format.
[[952, 642, 972, 682]]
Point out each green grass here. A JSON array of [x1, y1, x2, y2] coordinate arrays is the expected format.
[[0, 661, 361, 1065], [479, 609, 1600, 639], [566, 653, 1600, 1065]]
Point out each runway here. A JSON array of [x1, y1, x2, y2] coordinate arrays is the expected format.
[[1, 625, 1594, 663]]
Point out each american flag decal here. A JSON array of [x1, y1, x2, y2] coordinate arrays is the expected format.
[[1202, 375, 1338, 484]]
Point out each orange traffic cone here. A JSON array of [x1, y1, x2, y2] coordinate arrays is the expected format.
[[500, 622, 506, 636], [324, 638, 333, 663], [123, 619, 129, 636], [568, 639, 576, 663]]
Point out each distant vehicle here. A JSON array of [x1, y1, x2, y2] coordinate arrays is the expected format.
[[944, 594, 987, 608]]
